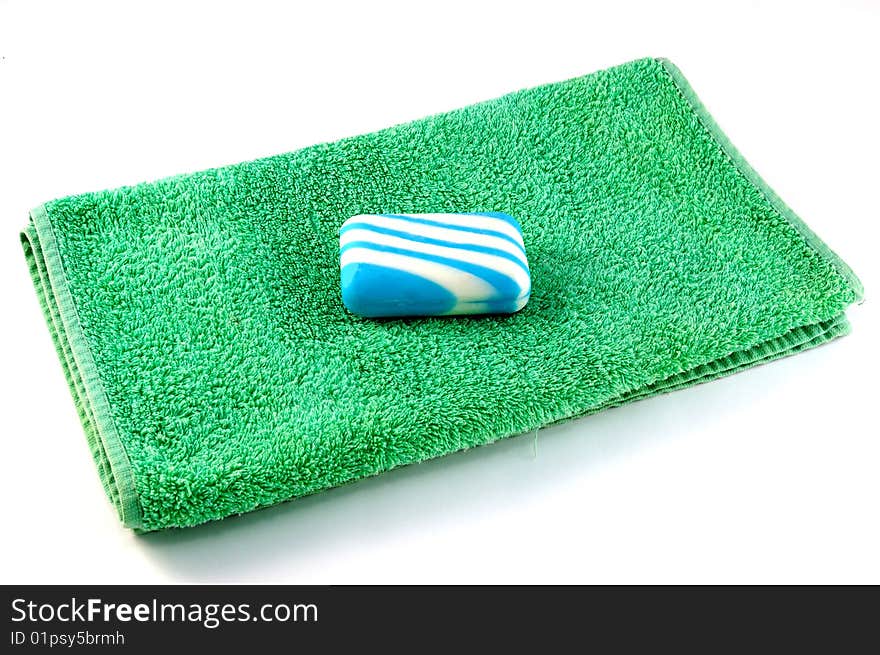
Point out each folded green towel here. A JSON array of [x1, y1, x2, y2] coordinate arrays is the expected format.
[[21, 57, 862, 531]]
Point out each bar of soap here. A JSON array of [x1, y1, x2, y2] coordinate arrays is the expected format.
[[339, 212, 531, 318]]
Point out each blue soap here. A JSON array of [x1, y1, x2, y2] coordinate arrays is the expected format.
[[339, 212, 531, 318]]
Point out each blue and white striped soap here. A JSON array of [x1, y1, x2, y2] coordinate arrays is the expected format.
[[339, 212, 531, 318]]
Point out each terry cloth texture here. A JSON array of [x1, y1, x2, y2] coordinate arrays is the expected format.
[[21, 58, 862, 531]]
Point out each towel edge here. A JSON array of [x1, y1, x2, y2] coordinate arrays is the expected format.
[[656, 57, 864, 303], [23, 203, 143, 530]]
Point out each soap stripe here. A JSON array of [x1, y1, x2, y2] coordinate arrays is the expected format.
[[340, 242, 528, 298], [383, 214, 525, 249], [410, 212, 523, 234], [340, 235, 530, 291], [340, 225, 529, 271], [340, 249, 497, 302], [340, 221, 527, 261], [345, 215, 526, 254], [463, 212, 523, 230]]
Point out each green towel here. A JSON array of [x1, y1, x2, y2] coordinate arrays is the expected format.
[[21, 57, 862, 531]]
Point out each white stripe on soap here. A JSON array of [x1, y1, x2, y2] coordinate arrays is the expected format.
[[406, 213, 525, 247], [340, 228, 531, 293], [340, 248, 497, 302], [344, 215, 528, 263]]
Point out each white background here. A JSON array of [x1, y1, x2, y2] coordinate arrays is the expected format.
[[1, 0, 878, 584]]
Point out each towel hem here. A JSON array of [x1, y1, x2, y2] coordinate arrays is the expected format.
[[22, 204, 143, 529]]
